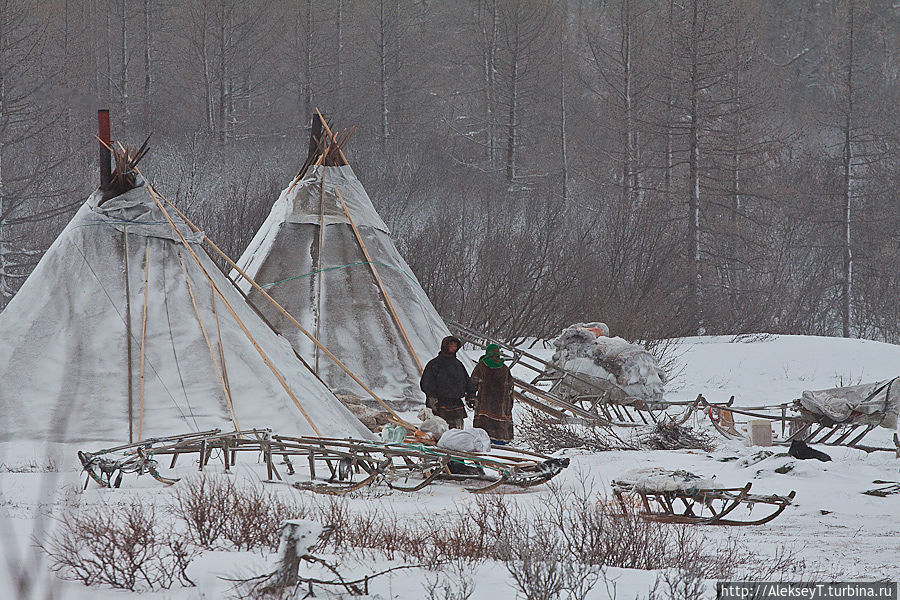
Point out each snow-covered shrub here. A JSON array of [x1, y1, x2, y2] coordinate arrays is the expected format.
[[422, 559, 477, 600], [222, 482, 310, 551], [171, 474, 310, 551], [501, 521, 567, 600], [170, 474, 234, 547], [42, 499, 194, 591]]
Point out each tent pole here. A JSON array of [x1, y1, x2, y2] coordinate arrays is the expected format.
[[124, 227, 134, 443], [148, 182, 412, 429], [149, 186, 323, 436], [335, 189, 423, 373], [315, 169, 326, 374], [211, 283, 234, 410], [177, 253, 240, 432], [315, 109, 423, 372], [138, 241, 150, 439]]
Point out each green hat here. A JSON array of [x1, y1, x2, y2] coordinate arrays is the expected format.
[[480, 344, 504, 369]]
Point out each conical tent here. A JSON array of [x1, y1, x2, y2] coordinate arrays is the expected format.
[[0, 184, 373, 443], [234, 161, 464, 410]]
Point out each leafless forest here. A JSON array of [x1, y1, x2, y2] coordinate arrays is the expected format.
[[0, 0, 897, 343]]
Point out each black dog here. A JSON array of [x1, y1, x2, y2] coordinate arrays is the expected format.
[[789, 440, 832, 462]]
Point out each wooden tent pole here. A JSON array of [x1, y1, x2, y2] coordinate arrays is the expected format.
[[138, 241, 151, 439], [314, 110, 422, 372], [335, 189, 423, 373], [178, 253, 240, 432], [142, 181, 325, 436], [315, 108, 348, 164], [150, 188, 412, 429], [211, 284, 234, 409], [124, 227, 134, 443], [315, 169, 326, 374]]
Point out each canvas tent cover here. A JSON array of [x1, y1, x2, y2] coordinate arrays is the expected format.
[[798, 377, 899, 429], [234, 165, 464, 410], [0, 185, 373, 443]]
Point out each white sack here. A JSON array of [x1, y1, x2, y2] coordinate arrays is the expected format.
[[437, 428, 491, 453]]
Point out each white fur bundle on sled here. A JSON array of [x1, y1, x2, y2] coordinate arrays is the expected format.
[[550, 322, 667, 405]]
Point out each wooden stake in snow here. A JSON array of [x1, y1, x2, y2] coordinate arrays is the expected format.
[[273, 520, 322, 588]]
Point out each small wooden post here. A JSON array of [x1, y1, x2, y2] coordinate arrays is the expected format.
[[274, 523, 303, 588]]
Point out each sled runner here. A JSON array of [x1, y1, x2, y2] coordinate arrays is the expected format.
[[77, 429, 570, 494], [699, 377, 900, 455], [612, 471, 795, 526]]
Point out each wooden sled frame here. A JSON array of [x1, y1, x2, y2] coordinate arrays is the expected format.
[[78, 430, 571, 494], [699, 394, 900, 455], [612, 480, 796, 526]]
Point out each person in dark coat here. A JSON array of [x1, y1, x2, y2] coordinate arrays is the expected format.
[[468, 344, 515, 443], [420, 335, 474, 429]]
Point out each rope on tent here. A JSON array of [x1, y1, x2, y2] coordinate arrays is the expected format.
[[138, 240, 151, 439], [178, 252, 240, 432], [153, 191, 414, 431], [160, 255, 202, 432], [68, 235, 196, 429], [141, 179, 325, 436], [335, 188, 423, 374], [260, 261, 420, 290]]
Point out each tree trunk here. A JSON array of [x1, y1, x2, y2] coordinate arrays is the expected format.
[[488, 0, 498, 166], [505, 17, 520, 183], [559, 23, 568, 203], [664, 0, 674, 203], [841, 2, 854, 338], [621, 0, 634, 207], [218, 5, 226, 141], [305, 0, 312, 121], [0, 8, 7, 303], [203, 24, 213, 132], [336, 0, 343, 93], [106, 7, 112, 103], [121, 0, 128, 122], [143, 0, 151, 126], [379, 0, 389, 151], [688, 0, 702, 333]]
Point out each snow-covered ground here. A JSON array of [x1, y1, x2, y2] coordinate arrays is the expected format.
[[2, 334, 899, 599]]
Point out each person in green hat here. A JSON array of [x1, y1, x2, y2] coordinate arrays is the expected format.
[[468, 343, 515, 444]]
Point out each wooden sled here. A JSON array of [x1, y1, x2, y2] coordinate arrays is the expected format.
[[699, 390, 900, 455], [446, 319, 681, 427], [78, 430, 570, 494], [273, 435, 570, 495], [612, 478, 796, 526]]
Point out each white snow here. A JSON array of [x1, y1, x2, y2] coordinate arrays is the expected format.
[[2, 333, 900, 599]]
